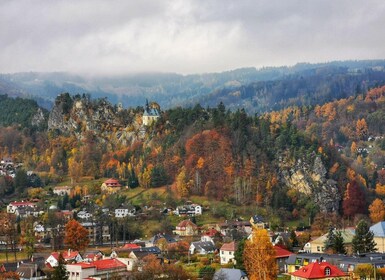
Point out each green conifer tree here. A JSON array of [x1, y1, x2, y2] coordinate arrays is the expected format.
[[51, 253, 69, 280], [352, 220, 377, 254], [334, 231, 347, 254]]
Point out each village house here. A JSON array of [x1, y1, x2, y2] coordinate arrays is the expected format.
[[148, 233, 177, 248], [287, 252, 385, 275], [217, 220, 252, 239], [115, 207, 135, 218], [275, 245, 294, 273], [53, 185, 72, 196], [214, 268, 248, 280], [111, 246, 161, 259], [290, 261, 348, 280], [77, 210, 92, 220], [81, 222, 111, 244], [173, 219, 199, 236], [34, 224, 45, 243], [82, 250, 104, 262], [189, 241, 216, 255], [16, 262, 47, 280], [174, 203, 202, 216], [101, 178, 122, 193], [303, 228, 355, 254], [370, 221, 385, 253], [45, 250, 83, 267], [220, 241, 237, 265], [249, 215, 267, 229], [66, 258, 129, 280], [7, 201, 37, 214]]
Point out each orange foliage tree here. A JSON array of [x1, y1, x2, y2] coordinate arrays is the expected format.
[[356, 118, 368, 140], [369, 198, 385, 223], [64, 219, 89, 251], [243, 228, 277, 280], [184, 130, 233, 199]]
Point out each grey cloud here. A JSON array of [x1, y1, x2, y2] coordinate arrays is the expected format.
[[1, 0, 385, 74]]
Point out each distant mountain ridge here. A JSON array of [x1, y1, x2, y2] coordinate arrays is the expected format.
[[1, 60, 385, 113]]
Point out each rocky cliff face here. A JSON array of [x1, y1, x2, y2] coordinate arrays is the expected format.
[[48, 93, 142, 145], [279, 154, 340, 212], [31, 108, 46, 127]]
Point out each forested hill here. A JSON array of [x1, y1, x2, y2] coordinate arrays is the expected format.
[[193, 66, 385, 113], [3, 84, 385, 225], [0, 94, 48, 129], [2, 60, 385, 113]]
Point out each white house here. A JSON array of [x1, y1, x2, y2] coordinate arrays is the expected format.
[[115, 208, 135, 218], [46, 250, 83, 268], [77, 210, 92, 220], [66, 258, 128, 280], [7, 201, 36, 214], [53, 186, 72, 196], [34, 224, 45, 232], [174, 204, 202, 216], [189, 241, 216, 255], [220, 241, 237, 265]]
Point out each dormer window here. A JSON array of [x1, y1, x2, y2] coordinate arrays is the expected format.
[[325, 267, 331, 276]]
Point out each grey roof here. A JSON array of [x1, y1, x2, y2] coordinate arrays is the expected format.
[[370, 221, 385, 237], [213, 268, 247, 280], [16, 263, 38, 278], [150, 233, 177, 244], [191, 241, 216, 252], [132, 246, 162, 254]]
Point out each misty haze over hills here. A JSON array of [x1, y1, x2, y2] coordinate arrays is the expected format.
[[1, 60, 385, 113]]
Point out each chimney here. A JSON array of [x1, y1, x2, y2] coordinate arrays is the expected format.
[[68, 248, 71, 256]]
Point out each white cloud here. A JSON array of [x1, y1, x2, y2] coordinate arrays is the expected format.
[[1, 0, 385, 74]]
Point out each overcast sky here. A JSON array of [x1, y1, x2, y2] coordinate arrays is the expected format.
[[1, 0, 385, 75]]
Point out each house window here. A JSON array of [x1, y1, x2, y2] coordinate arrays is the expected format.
[[325, 267, 331, 276], [317, 246, 321, 252], [229, 251, 232, 255]]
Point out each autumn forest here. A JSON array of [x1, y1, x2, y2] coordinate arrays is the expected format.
[[2, 82, 385, 231]]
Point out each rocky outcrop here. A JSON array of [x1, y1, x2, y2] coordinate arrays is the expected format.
[[48, 93, 142, 145], [279, 154, 340, 212], [31, 108, 46, 127]]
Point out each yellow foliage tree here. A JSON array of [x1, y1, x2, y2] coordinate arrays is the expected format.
[[354, 264, 374, 279], [351, 142, 357, 155], [243, 228, 277, 280], [369, 198, 385, 223], [176, 166, 189, 197], [375, 184, 385, 197]]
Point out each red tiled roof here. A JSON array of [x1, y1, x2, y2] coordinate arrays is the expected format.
[[122, 243, 141, 249], [274, 246, 293, 258], [220, 241, 236, 251], [51, 251, 80, 261], [10, 201, 36, 207], [93, 259, 126, 270], [291, 261, 347, 279], [104, 178, 121, 187], [71, 259, 126, 271], [71, 262, 95, 269]]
